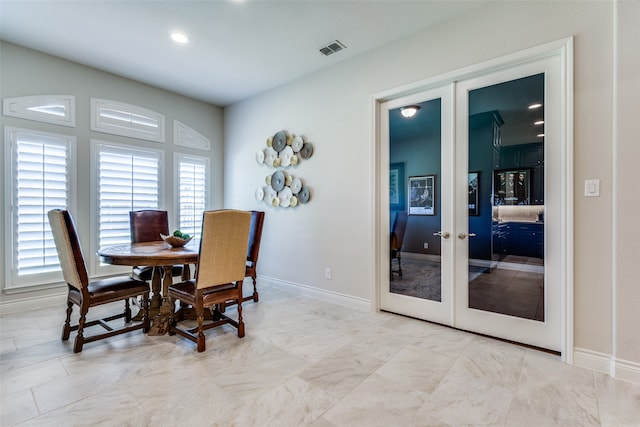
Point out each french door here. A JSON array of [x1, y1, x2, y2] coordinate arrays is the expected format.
[[379, 52, 566, 352]]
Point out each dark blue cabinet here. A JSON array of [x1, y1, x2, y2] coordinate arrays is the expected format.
[[493, 221, 544, 260], [510, 222, 544, 259]]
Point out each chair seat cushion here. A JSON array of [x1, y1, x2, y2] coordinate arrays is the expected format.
[[169, 279, 239, 305], [85, 277, 150, 305]]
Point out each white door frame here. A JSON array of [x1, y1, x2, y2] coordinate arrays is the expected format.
[[372, 37, 574, 362]]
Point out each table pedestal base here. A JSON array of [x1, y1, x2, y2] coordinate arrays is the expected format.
[[148, 298, 174, 336]]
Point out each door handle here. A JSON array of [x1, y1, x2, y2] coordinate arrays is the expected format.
[[457, 232, 477, 240], [433, 231, 450, 239]]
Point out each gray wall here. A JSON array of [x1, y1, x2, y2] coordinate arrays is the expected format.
[[223, 1, 639, 378], [0, 41, 224, 305]]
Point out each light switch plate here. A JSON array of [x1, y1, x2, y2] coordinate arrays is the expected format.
[[584, 179, 600, 197]]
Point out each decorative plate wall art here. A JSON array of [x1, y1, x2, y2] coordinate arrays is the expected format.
[[255, 129, 313, 208]]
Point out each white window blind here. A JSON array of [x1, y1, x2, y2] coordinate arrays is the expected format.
[[97, 143, 160, 249], [6, 127, 74, 288], [177, 154, 208, 238]]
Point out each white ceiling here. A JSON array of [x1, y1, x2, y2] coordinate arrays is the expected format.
[[0, 0, 482, 106]]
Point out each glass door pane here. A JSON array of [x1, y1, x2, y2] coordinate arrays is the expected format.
[[380, 85, 454, 326], [390, 98, 442, 302], [467, 73, 546, 322]]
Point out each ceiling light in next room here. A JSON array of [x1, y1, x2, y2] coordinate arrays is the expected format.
[[537, 133, 545, 138], [400, 105, 421, 118], [534, 120, 544, 125], [528, 103, 543, 110], [170, 32, 189, 44]]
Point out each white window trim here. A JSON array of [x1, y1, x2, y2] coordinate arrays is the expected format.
[[90, 98, 165, 143], [90, 139, 165, 277], [174, 153, 210, 239], [3, 95, 76, 127], [174, 120, 211, 151], [4, 126, 77, 292]]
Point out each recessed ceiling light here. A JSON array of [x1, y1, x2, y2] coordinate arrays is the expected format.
[[537, 133, 545, 138], [528, 103, 543, 110], [171, 32, 189, 44], [534, 120, 544, 125]]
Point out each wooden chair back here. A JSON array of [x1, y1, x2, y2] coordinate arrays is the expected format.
[[129, 210, 169, 243]]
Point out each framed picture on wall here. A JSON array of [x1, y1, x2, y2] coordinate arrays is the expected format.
[[389, 162, 405, 210], [408, 175, 435, 215], [468, 171, 480, 216], [494, 169, 530, 205]]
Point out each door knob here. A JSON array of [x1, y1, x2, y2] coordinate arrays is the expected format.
[[433, 231, 450, 239], [457, 232, 477, 239]]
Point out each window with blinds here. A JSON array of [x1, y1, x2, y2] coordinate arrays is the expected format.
[[5, 127, 75, 289], [176, 154, 208, 238], [97, 143, 161, 250]]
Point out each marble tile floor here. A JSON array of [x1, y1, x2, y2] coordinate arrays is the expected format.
[[1, 282, 639, 426]]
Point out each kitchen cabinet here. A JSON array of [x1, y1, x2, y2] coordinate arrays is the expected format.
[[499, 142, 543, 169], [492, 221, 544, 260]]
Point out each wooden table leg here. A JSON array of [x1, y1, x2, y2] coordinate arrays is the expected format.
[[150, 266, 163, 310], [148, 265, 174, 336]]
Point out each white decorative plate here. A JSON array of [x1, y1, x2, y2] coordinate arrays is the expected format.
[[263, 186, 276, 203], [265, 147, 278, 167], [279, 146, 294, 167], [290, 177, 302, 194], [292, 135, 304, 152], [278, 187, 293, 208], [255, 186, 264, 201]]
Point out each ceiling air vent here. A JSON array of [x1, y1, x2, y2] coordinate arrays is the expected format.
[[319, 40, 346, 56]]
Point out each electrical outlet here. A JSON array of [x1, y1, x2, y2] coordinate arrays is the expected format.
[[424, 242, 429, 249], [324, 268, 332, 279]]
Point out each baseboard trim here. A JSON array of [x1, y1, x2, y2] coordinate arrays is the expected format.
[[574, 347, 640, 385], [259, 276, 372, 312], [612, 357, 640, 385], [0, 292, 67, 315]]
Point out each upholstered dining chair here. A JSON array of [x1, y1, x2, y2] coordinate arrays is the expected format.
[[129, 210, 184, 281], [168, 209, 251, 352], [48, 209, 150, 353], [390, 210, 408, 281]]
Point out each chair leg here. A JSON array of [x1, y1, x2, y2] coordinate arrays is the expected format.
[[124, 298, 132, 323], [211, 304, 222, 321], [74, 309, 87, 353], [237, 300, 245, 338], [62, 300, 73, 341], [252, 277, 259, 302], [196, 309, 206, 352], [397, 254, 403, 277], [168, 296, 176, 336]]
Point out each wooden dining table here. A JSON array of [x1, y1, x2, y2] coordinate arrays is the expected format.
[[97, 240, 199, 335]]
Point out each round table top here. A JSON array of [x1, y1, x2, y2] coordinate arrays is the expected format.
[[97, 240, 199, 266]]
